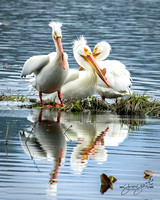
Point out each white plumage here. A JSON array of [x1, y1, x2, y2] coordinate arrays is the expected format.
[[21, 21, 69, 107], [93, 41, 132, 101], [45, 36, 110, 102]]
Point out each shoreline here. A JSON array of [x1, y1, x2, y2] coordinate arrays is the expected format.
[[0, 93, 160, 117]]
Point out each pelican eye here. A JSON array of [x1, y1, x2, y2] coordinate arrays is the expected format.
[[54, 32, 62, 39], [84, 48, 90, 56], [93, 46, 98, 53]]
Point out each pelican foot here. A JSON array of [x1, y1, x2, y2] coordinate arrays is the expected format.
[[56, 103, 64, 108], [43, 104, 53, 108]]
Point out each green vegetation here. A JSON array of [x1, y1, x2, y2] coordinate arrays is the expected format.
[[61, 93, 160, 116], [0, 93, 28, 102], [0, 92, 160, 117], [63, 96, 111, 113], [115, 92, 160, 116]]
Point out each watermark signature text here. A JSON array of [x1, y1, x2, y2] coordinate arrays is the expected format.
[[120, 178, 153, 195]]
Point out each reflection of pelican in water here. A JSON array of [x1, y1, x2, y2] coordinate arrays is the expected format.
[[19, 109, 67, 195], [95, 116, 129, 147], [67, 113, 129, 173], [19, 110, 130, 181]]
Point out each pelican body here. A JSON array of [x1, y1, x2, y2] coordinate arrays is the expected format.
[[92, 41, 132, 101], [21, 21, 69, 107], [45, 36, 110, 102]]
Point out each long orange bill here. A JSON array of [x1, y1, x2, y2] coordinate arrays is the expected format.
[[92, 47, 100, 58], [87, 54, 110, 87], [92, 52, 100, 58], [56, 37, 65, 69]]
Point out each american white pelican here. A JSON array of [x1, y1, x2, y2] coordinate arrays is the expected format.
[[21, 21, 69, 107], [92, 41, 132, 102], [44, 36, 110, 102]]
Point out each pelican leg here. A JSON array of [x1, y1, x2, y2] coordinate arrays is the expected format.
[[56, 91, 64, 107], [39, 92, 44, 107], [39, 92, 53, 108]]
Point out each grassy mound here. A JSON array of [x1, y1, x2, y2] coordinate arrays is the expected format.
[[63, 97, 111, 112], [115, 93, 160, 116], [32, 93, 160, 116], [0, 93, 160, 116]]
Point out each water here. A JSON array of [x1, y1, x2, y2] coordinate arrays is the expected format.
[[0, 0, 160, 199], [0, 109, 160, 200], [0, 0, 160, 99]]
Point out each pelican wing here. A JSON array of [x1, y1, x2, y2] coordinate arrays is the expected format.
[[21, 55, 50, 77], [98, 60, 131, 92]]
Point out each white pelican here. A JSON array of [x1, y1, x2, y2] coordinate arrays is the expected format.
[[44, 36, 110, 102], [92, 41, 132, 102], [21, 21, 69, 107]]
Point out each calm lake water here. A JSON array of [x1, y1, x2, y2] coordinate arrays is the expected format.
[[0, 0, 160, 199]]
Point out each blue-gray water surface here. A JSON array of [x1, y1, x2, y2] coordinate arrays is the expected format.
[[0, 110, 160, 200], [0, 0, 160, 199]]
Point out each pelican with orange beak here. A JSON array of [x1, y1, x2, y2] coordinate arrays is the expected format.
[[21, 21, 69, 107], [44, 36, 110, 101], [92, 41, 132, 102]]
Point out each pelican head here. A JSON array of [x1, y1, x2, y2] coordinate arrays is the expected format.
[[73, 37, 92, 69], [92, 41, 111, 61], [49, 21, 62, 39], [49, 21, 65, 69], [73, 37, 110, 87], [73, 36, 87, 53]]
